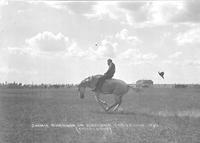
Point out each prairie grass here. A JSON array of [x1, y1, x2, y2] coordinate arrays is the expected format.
[[0, 87, 200, 143]]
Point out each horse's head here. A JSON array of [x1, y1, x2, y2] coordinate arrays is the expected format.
[[78, 83, 86, 99], [78, 77, 91, 99], [78, 75, 100, 99]]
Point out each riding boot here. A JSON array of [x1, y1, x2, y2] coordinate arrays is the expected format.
[[91, 88, 97, 92], [92, 76, 106, 92], [92, 83, 101, 92], [92, 82, 99, 92]]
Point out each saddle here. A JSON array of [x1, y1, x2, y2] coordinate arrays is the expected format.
[[93, 75, 113, 92]]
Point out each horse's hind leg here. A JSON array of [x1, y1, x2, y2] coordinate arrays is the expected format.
[[106, 95, 121, 112], [113, 96, 122, 112]]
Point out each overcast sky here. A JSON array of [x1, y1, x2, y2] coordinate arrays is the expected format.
[[0, 0, 200, 84]]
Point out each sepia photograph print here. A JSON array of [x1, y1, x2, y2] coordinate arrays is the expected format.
[[0, 0, 200, 142]]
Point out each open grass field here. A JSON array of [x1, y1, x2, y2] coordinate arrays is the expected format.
[[0, 87, 200, 143]]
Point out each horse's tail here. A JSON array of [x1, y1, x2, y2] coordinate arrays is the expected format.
[[127, 84, 142, 94]]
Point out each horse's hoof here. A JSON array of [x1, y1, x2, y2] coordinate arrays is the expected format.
[[103, 103, 108, 107], [117, 107, 123, 112], [105, 107, 110, 112]]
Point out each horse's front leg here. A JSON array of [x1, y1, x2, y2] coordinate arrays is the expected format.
[[95, 92, 108, 106], [95, 94, 108, 111], [98, 98, 108, 107]]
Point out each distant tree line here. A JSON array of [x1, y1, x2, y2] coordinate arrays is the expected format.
[[0, 82, 78, 89], [1, 81, 200, 89]]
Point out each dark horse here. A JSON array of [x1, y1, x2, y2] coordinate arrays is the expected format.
[[78, 75, 141, 112]]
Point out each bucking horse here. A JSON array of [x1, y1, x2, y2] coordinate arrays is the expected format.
[[78, 75, 141, 112]]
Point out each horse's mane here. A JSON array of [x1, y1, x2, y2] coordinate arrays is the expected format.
[[84, 75, 102, 81], [92, 74, 102, 79], [79, 75, 102, 87]]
